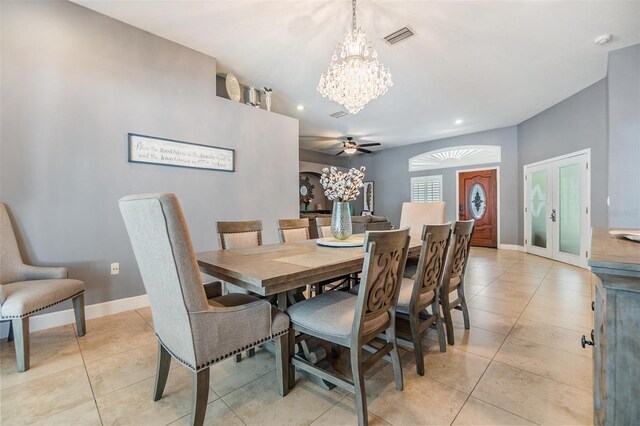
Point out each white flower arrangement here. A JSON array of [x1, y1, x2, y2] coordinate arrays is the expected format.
[[320, 166, 366, 202]]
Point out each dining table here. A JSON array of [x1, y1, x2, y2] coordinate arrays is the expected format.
[[196, 233, 422, 389], [196, 234, 423, 311]]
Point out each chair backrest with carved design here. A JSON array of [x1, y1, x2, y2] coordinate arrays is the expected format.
[[410, 223, 452, 311], [353, 228, 410, 339], [216, 220, 263, 250], [277, 218, 310, 243], [442, 220, 474, 292]]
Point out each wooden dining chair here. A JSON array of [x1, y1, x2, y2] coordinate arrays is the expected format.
[[441, 220, 474, 345], [216, 220, 263, 249], [277, 218, 310, 243], [286, 228, 410, 426], [315, 217, 332, 238], [216, 220, 264, 360], [395, 223, 452, 375], [119, 193, 290, 426]]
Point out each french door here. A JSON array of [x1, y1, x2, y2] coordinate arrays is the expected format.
[[524, 150, 591, 268]]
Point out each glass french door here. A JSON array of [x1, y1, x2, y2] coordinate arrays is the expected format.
[[524, 151, 591, 268]]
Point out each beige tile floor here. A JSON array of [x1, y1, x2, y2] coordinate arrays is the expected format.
[[0, 248, 595, 425]]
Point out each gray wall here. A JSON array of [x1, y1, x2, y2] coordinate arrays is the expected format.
[[299, 148, 352, 168], [517, 79, 608, 242], [607, 44, 640, 229], [0, 1, 299, 307], [360, 127, 519, 245]]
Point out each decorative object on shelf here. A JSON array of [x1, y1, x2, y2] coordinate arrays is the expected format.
[[128, 133, 234, 172], [225, 73, 241, 102], [320, 166, 366, 239], [302, 197, 314, 211], [263, 87, 273, 111], [363, 181, 374, 213], [317, 0, 392, 114], [244, 86, 261, 107]]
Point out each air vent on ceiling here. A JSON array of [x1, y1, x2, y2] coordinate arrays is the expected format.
[[330, 111, 348, 118], [384, 27, 414, 45]]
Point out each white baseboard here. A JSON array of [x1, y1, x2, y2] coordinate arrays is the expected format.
[[498, 244, 525, 252], [0, 294, 150, 338]]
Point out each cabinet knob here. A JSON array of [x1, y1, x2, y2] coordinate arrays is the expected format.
[[591, 301, 595, 311], [581, 333, 594, 348]]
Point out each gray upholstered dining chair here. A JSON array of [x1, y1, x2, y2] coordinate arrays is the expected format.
[[441, 220, 474, 345], [395, 223, 452, 376], [216, 219, 264, 360], [119, 193, 290, 426], [286, 228, 410, 426], [277, 218, 310, 243], [315, 216, 332, 238], [0, 203, 86, 372]]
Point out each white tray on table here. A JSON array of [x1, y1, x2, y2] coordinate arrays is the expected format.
[[316, 236, 364, 247]]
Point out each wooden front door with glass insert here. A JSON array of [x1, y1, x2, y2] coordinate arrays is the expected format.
[[458, 169, 498, 248]]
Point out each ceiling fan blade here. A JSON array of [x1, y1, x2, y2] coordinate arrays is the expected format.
[[336, 150, 345, 156], [356, 147, 372, 154], [357, 143, 381, 147]]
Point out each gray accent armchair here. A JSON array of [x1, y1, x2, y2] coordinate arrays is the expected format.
[[119, 193, 290, 426], [0, 203, 85, 372]]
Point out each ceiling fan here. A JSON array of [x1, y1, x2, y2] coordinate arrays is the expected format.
[[335, 137, 381, 156]]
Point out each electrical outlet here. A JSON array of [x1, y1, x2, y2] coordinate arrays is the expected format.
[[110, 262, 120, 275]]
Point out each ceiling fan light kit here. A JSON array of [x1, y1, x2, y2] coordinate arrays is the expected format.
[[317, 0, 392, 114], [336, 136, 381, 156]]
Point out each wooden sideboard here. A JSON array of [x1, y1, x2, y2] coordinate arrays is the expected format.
[[588, 228, 640, 425]]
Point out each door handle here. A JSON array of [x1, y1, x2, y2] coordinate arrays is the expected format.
[[459, 204, 464, 218], [550, 209, 557, 222]]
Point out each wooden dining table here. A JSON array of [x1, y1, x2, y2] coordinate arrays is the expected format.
[[197, 233, 423, 389], [196, 234, 423, 310]]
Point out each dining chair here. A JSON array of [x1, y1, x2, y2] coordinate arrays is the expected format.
[[286, 228, 410, 426], [277, 218, 310, 243], [119, 193, 290, 426], [395, 223, 452, 375], [399, 201, 447, 279], [0, 203, 86, 372], [441, 220, 474, 345], [215, 220, 265, 360], [216, 220, 263, 249], [315, 216, 332, 238]]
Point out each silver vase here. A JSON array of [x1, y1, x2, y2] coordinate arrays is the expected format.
[[331, 201, 352, 240]]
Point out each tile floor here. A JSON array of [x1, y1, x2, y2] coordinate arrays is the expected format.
[[0, 248, 595, 425]]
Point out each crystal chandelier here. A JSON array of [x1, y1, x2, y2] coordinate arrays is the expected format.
[[317, 0, 392, 114]]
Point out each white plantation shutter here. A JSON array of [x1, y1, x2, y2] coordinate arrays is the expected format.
[[411, 175, 442, 203]]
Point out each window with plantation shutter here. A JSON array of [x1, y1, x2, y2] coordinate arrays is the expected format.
[[411, 175, 442, 203]]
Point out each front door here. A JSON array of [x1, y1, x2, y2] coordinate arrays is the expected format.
[[458, 169, 498, 248]]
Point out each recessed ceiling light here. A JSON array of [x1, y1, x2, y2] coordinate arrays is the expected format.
[[296, 105, 304, 111], [594, 34, 612, 45], [455, 119, 464, 125]]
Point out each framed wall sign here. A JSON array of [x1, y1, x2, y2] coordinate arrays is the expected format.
[[128, 133, 234, 172], [363, 181, 374, 213]]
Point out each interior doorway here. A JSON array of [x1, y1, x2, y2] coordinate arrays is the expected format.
[[457, 168, 499, 248], [523, 150, 591, 268]]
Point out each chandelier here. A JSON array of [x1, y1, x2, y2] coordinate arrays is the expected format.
[[317, 0, 392, 114]]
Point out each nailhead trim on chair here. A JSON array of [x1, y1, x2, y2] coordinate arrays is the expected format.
[[0, 290, 85, 320], [157, 328, 289, 372]]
